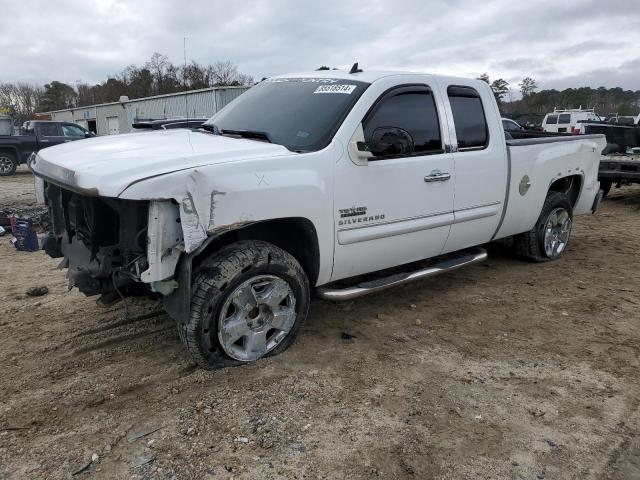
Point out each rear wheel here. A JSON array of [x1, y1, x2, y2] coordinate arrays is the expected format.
[[514, 191, 573, 262], [0, 153, 17, 176], [178, 240, 310, 369]]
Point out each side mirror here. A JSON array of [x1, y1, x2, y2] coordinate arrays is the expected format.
[[365, 127, 414, 157], [85, 131, 96, 138]]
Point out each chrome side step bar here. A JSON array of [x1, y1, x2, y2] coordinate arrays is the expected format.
[[316, 247, 488, 301]]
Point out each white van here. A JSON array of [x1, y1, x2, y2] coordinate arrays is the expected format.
[[542, 108, 600, 134]]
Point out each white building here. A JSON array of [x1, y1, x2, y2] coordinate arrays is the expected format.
[[38, 86, 249, 136]]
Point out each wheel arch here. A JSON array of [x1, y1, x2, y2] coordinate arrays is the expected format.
[[0, 146, 19, 161], [548, 174, 582, 209], [196, 217, 320, 286], [164, 216, 321, 323]]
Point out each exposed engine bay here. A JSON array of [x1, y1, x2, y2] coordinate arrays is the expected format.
[[44, 183, 152, 304]]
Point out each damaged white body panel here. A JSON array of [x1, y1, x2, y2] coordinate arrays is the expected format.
[[118, 145, 337, 284], [142, 201, 183, 285]]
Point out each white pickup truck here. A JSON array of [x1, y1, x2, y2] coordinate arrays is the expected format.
[[31, 68, 605, 369]]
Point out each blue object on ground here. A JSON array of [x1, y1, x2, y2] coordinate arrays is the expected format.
[[12, 217, 39, 252]]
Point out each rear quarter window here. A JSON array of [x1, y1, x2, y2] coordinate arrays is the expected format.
[[447, 86, 488, 150]]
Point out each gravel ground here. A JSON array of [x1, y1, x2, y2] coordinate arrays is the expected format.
[[1, 167, 639, 479]]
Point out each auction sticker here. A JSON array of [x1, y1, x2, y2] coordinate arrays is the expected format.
[[314, 84, 357, 94]]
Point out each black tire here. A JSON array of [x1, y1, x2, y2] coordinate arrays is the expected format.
[[178, 240, 310, 369], [513, 191, 573, 262], [600, 179, 612, 198], [0, 152, 17, 176]]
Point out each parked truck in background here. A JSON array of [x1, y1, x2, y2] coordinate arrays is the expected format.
[[30, 68, 605, 369], [0, 120, 93, 176], [598, 152, 640, 196], [574, 113, 640, 195]]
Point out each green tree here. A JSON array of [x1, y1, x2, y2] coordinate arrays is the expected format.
[[490, 78, 510, 104], [39, 81, 77, 111], [519, 77, 538, 98], [477, 73, 490, 84]]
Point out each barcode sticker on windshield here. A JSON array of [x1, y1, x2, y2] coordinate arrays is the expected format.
[[313, 84, 357, 94]]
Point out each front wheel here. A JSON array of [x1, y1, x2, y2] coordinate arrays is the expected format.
[[0, 152, 17, 176], [514, 191, 573, 262], [179, 240, 310, 369]]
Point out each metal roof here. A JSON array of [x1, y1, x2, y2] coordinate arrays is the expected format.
[[37, 86, 250, 115]]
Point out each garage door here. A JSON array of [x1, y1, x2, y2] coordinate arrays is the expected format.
[[107, 116, 120, 135]]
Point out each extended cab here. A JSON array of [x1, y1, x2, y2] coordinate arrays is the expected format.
[[31, 69, 605, 369], [0, 120, 93, 176]]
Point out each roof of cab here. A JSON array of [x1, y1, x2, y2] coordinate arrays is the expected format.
[[269, 68, 482, 87]]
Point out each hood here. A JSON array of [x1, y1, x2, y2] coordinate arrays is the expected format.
[[31, 129, 293, 197]]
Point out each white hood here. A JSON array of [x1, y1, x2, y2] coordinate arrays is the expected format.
[[32, 129, 293, 197]]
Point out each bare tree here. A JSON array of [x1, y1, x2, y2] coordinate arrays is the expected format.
[[208, 60, 254, 86], [0, 82, 43, 122], [146, 52, 171, 93], [182, 61, 209, 90], [5, 53, 256, 118]]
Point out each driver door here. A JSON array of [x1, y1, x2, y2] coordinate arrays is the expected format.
[[332, 84, 455, 281]]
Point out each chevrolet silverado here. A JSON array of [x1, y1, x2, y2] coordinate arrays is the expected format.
[[30, 68, 605, 368]]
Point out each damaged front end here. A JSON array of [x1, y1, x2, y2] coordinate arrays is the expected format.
[[44, 183, 183, 305]]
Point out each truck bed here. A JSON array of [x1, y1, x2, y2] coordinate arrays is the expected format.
[[494, 133, 606, 240]]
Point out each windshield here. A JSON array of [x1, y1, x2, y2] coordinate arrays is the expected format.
[[205, 78, 369, 152]]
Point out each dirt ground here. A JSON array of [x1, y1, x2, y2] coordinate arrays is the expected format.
[[1, 166, 640, 479]]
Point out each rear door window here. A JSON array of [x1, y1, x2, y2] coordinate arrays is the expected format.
[[38, 123, 60, 137], [558, 114, 571, 124], [545, 115, 558, 125], [363, 86, 442, 158], [447, 86, 488, 150]]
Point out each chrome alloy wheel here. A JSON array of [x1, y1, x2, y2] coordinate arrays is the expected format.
[[0, 155, 14, 174], [543, 207, 572, 258], [217, 275, 297, 362]]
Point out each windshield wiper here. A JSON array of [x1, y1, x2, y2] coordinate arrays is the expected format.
[[199, 123, 219, 134], [220, 129, 272, 143]]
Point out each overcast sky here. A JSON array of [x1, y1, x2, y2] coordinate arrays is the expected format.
[[2, 0, 639, 93]]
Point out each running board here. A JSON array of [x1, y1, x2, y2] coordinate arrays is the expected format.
[[317, 247, 488, 301]]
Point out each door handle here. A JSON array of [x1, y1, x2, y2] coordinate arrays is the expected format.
[[424, 171, 451, 182]]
